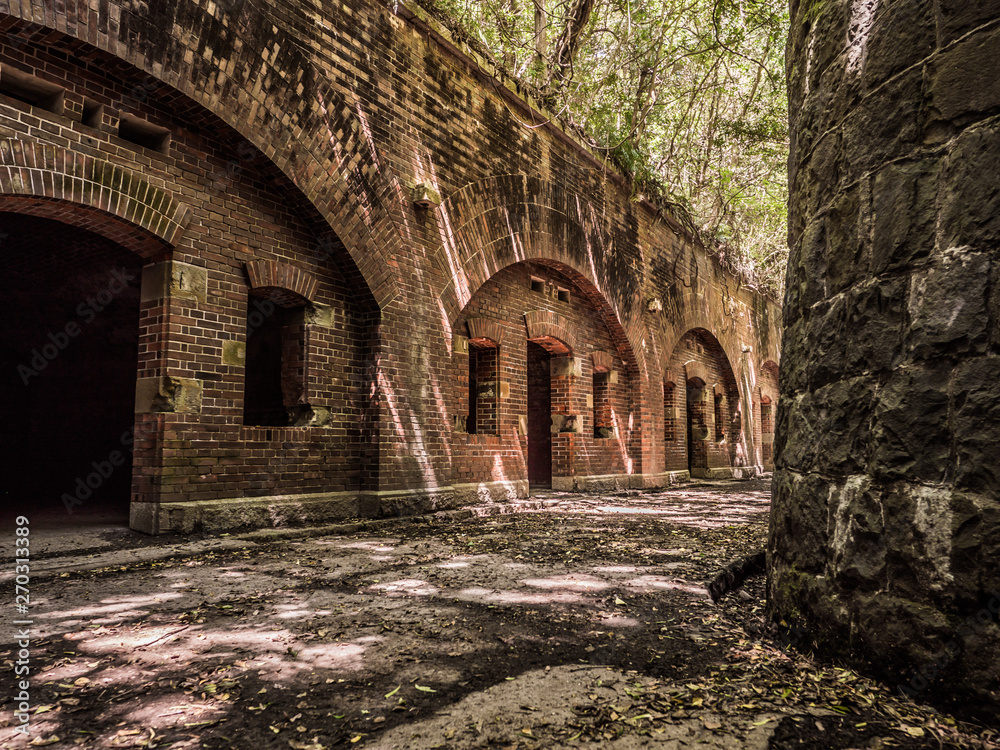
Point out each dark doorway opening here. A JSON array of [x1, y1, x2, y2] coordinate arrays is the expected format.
[[526, 341, 552, 489], [686, 379, 708, 473], [0, 212, 142, 526]]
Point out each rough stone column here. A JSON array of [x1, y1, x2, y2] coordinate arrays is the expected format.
[[771, 0, 1000, 719]]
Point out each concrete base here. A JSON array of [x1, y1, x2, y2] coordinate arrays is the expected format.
[[551, 474, 630, 492], [134, 487, 462, 534], [551, 472, 691, 492], [130, 468, 760, 534], [690, 465, 760, 480], [132, 491, 366, 534], [452, 480, 528, 505], [629, 471, 691, 488], [131, 481, 532, 534]]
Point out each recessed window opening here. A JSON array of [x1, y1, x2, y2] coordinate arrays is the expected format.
[[119, 113, 171, 153], [468, 341, 499, 435], [593, 370, 613, 439], [530, 277, 545, 294], [243, 296, 305, 427], [557, 287, 571, 303], [0, 66, 64, 115], [82, 98, 104, 128]]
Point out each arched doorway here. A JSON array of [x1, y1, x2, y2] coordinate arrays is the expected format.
[[525, 333, 575, 490], [1, 212, 144, 522], [665, 328, 741, 478], [449, 259, 638, 497]]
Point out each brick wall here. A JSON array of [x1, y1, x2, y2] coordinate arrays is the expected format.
[[0, 0, 780, 531], [451, 262, 636, 486]]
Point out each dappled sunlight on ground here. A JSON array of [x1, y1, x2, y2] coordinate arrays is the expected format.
[[370, 579, 439, 596], [3, 480, 993, 749], [624, 575, 710, 596], [521, 574, 609, 591], [533, 483, 771, 529]]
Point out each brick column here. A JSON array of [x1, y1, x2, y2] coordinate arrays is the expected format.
[[129, 259, 207, 533]]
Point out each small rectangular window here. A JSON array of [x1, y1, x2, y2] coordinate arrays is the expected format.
[[82, 99, 104, 128], [468, 343, 499, 435], [664, 382, 675, 442], [530, 278, 545, 294], [243, 297, 306, 427], [0, 66, 64, 115], [714, 392, 725, 442], [119, 114, 171, 153], [593, 371, 613, 438], [557, 288, 571, 303]]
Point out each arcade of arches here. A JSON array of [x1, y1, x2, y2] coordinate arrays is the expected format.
[[0, 0, 780, 533]]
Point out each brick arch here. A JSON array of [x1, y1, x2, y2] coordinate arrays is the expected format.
[[523, 310, 578, 355], [245, 260, 319, 304], [668, 327, 740, 396], [759, 359, 779, 403], [466, 317, 504, 347], [0, 2, 400, 309], [0, 141, 190, 258], [761, 358, 780, 380], [684, 361, 710, 387], [591, 350, 614, 373], [434, 176, 644, 373], [659, 311, 742, 386]]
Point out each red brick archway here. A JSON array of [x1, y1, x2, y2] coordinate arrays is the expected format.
[[0, 211, 153, 521], [666, 328, 742, 477], [0, 141, 190, 258], [0, 7, 396, 309], [448, 259, 642, 496], [0, 147, 198, 519]]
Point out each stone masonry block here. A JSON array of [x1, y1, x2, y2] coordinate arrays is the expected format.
[[222, 340, 246, 366], [135, 376, 203, 414], [140, 260, 207, 303], [551, 356, 583, 378]]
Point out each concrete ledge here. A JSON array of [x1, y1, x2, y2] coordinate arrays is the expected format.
[[360, 486, 462, 517], [552, 472, 699, 492], [629, 471, 691, 488], [133, 491, 365, 534], [131, 466, 763, 534], [690, 466, 760, 480], [551, 474, 631, 492], [691, 467, 734, 480], [452, 480, 528, 505], [131, 482, 533, 535]]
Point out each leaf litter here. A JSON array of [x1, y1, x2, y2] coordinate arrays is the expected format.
[[1, 480, 996, 749]]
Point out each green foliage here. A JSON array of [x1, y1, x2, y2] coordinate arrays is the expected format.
[[415, 0, 789, 298]]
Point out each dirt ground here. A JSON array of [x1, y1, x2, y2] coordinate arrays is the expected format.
[[2, 481, 997, 749]]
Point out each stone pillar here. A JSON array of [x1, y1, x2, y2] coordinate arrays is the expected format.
[[772, 0, 1000, 719]]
